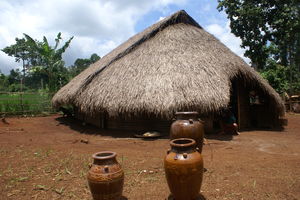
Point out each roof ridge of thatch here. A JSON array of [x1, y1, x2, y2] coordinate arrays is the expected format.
[[79, 10, 202, 90]]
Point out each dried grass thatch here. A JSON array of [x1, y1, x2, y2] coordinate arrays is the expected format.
[[52, 10, 284, 119]]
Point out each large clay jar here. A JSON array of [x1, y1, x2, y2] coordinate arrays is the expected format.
[[170, 112, 205, 153], [164, 138, 204, 200], [87, 151, 124, 200]]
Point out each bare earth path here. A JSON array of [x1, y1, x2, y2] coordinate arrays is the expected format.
[[0, 114, 299, 200]]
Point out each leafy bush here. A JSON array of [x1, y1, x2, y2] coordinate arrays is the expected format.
[[8, 83, 29, 92], [260, 61, 300, 94]]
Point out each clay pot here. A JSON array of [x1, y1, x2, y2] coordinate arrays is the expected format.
[[164, 138, 204, 200], [170, 112, 205, 153], [87, 151, 124, 200]]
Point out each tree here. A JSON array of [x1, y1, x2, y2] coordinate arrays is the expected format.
[[90, 53, 101, 63], [7, 69, 22, 85], [23, 33, 73, 92], [2, 38, 34, 91], [25, 66, 48, 90], [0, 71, 9, 92], [218, 0, 300, 94], [5, 69, 26, 92], [2, 33, 73, 92], [2, 37, 41, 65], [69, 53, 100, 77], [217, 0, 300, 70], [260, 62, 289, 95]]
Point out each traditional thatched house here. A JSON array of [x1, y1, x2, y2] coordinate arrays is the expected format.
[[52, 10, 285, 133]]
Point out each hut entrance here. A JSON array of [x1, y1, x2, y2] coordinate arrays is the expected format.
[[229, 79, 239, 125], [230, 77, 277, 130], [226, 78, 250, 131], [231, 77, 258, 130], [208, 79, 241, 133]]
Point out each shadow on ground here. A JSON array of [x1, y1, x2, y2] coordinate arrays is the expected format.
[[205, 125, 285, 141], [167, 193, 207, 200], [205, 133, 234, 141], [55, 115, 284, 142], [55, 116, 169, 139]]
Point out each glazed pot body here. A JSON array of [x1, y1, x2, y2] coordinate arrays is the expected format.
[[170, 112, 205, 153], [87, 151, 124, 200], [164, 138, 204, 200]]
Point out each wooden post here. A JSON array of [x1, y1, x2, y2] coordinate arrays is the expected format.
[[237, 83, 241, 131]]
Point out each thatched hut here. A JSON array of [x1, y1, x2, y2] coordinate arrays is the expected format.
[[52, 10, 285, 133]]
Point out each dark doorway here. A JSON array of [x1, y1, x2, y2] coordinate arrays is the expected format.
[[230, 79, 239, 124]]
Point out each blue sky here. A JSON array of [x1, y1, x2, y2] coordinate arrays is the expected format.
[[0, 0, 248, 74], [136, 0, 225, 31]]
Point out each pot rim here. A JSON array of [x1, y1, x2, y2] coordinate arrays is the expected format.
[[175, 111, 198, 115], [92, 151, 117, 160], [170, 138, 196, 148]]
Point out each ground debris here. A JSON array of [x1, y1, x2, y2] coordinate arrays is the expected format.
[[80, 139, 89, 144]]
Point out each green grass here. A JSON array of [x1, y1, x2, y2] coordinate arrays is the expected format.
[[0, 92, 54, 115]]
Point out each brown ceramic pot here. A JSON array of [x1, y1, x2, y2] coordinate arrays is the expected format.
[[87, 151, 124, 200], [164, 138, 204, 200], [170, 112, 205, 153]]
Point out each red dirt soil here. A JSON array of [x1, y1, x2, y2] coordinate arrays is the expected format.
[[0, 113, 299, 200]]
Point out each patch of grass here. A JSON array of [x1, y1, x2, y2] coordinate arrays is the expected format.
[[143, 175, 160, 183], [0, 148, 9, 155], [34, 184, 50, 191], [15, 176, 29, 182], [53, 187, 65, 195], [0, 92, 54, 115]]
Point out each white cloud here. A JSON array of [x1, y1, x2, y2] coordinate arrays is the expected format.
[[0, 0, 250, 74], [158, 16, 166, 21], [0, 52, 21, 74], [205, 21, 251, 64], [206, 24, 224, 36], [0, 0, 186, 74]]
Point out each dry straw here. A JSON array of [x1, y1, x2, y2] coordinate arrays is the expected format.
[[52, 10, 284, 119]]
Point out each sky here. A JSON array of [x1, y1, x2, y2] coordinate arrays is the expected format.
[[0, 0, 250, 74]]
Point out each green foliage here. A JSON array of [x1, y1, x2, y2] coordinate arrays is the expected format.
[[218, 0, 300, 94], [218, 0, 300, 69], [260, 63, 289, 94], [25, 66, 48, 90], [0, 71, 9, 91], [2, 33, 102, 102], [7, 69, 22, 85], [260, 61, 300, 94], [2, 38, 38, 67], [8, 84, 28, 92], [68, 53, 100, 77], [22, 33, 74, 92], [0, 92, 53, 115], [1, 34, 102, 115], [2, 33, 74, 93], [287, 66, 300, 93]]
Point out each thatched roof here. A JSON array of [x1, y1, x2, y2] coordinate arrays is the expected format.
[[52, 10, 284, 119]]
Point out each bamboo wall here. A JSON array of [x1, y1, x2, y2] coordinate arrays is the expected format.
[[237, 82, 251, 129], [76, 111, 172, 134], [74, 81, 280, 133]]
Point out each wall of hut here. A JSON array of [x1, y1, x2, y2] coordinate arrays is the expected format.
[[75, 110, 217, 135], [237, 81, 251, 130], [75, 111, 173, 134], [73, 78, 282, 133]]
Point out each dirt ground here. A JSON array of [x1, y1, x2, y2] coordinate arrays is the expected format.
[[0, 113, 299, 200]]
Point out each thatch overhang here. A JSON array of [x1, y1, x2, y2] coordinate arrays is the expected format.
[[52, 10, 285, 119]]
